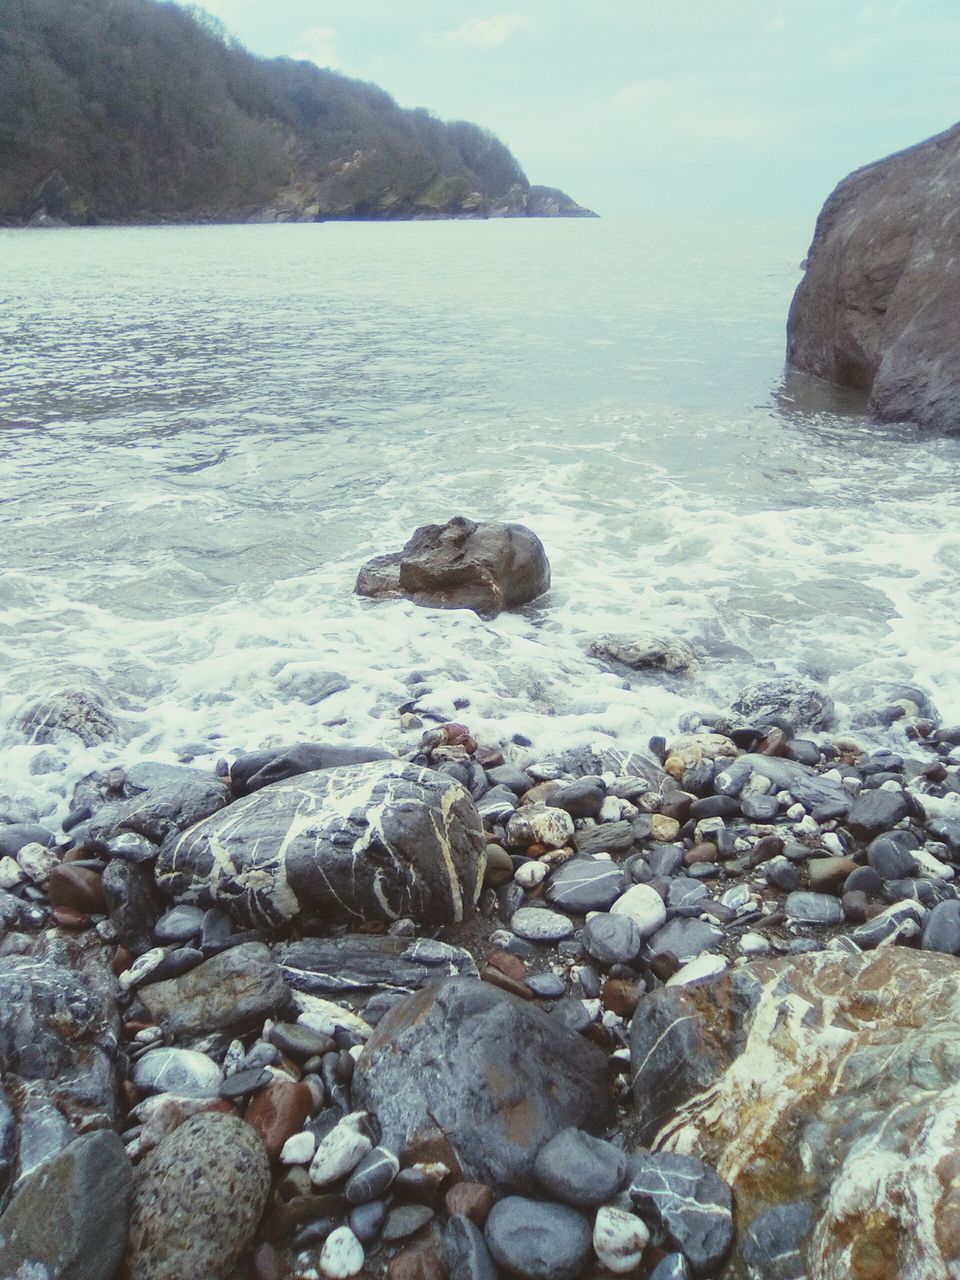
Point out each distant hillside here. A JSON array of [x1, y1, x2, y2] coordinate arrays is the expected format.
[[0, 0, 595, 225]]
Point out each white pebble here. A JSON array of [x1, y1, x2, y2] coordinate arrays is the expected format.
[[0, 856, 25, 889], [775, 791, 792, 806], [16, 842, 58, 887], [309, 1117, 372, 1188], [785, 803, 805, 821], [880, 778, 904, 791], [739, 932, 771, 955], [281, 1130, 317, 1164], [822, 768, 842, 782], [843, 776, 862, 796], [118, 947, 167, 991], [794, 815, 820, 837], [593, 1206, 650, 1275], [913, 849, 954, 881], [610, 884, 666, 938], [319, 1228, 365, 1280], [514, 860, 548, 889], [666, 954, 728, 987], [821, 833, 845, 856], [599, 797, 623, 822]]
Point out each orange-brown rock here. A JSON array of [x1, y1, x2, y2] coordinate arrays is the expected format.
[[52, 905, 91, 930], [485, 950, 527, 983], [49, 864, 107, 913], [444, 1181, 495, 1227], [244, 1080, 313, 1161]]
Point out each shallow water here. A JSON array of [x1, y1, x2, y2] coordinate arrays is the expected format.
[[2, 218, 959, 823]]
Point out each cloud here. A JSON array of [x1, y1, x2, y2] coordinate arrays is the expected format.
[[435, 15, 530, 47], [294, 25, 339, 68]]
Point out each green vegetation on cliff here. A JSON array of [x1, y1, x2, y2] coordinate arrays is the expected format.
[[0, 0, 593, 223]]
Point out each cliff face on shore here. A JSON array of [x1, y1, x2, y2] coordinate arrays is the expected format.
[[786, 122, 960, 434], [0, 0, 595, 226]]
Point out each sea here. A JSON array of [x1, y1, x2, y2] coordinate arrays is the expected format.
[[2, 217, 959, 825]]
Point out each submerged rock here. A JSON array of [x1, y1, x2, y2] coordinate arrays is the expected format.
[[355, 516, 550, 619], [729, 677, 834, 732], [157, 761, 485, 927], [15, 685, 118, 747], [590, 633, 698, 675]]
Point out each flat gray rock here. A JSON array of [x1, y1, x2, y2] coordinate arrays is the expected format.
[[545, 857, 626, 913], [138, 942, 289, 1039], [275, 934, 477, 995], [485, 1196, 592, 1280], [534, 1127, 626, 1207]]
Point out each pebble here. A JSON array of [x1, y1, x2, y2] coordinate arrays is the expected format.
[[506, 805, 575, 850], [609, 884, 666, 937], [16, 841, 59, 886], [628, 1151, 733, 1276], [280, 1131, 317, 1164], [319, 1226, 365, 1279], [534, 1128, 627, 1207], [485, 1196, 593, 1280], [649, 918, 725, 963], [153, 903, 206, 943], [666, 953, 729, 985], [514, 861, 549, 890], [868, 836, 917, 880], [0, 855, 24, 889], [651, 815, 681, 842], [592, 1205, 650, 1275], [48, 864, 106, 913], [131, 1046, 222, 1097], [852, 900, 925, 948], [246, 1080, 315, 1161], [350, 1198, 388, 1243], [784, 892, 844, 925], [383, 1204, 435, 1242], [545, 858, 626, 913], [582, 913, 642, 966], [510, 907, 575, 943], [218, 1067, 271, 1099], [310, 1115, 373, 1187], [922, 900, 960, 954], [345, 1146, 400, 1203], [444, 1213, 499, 1280], [525, 972, 566, 998], [444, 1182, 496, 1227]]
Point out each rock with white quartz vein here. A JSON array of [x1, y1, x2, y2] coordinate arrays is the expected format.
[[628, 1151, 733, 1276], [156, 761, 486, 927], [630, 948, 960, 1280]]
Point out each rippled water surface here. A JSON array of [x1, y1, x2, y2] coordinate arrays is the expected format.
[[2, 219, 959, 820]]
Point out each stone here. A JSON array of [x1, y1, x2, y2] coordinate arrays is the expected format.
[[132, 1047, 222, 1098], [444, 1214, 498, 1280], [138, 942, 289, 1038], [158, 761, 484, 928], [47, 864, 106, 914], [628, 1151, 733, 1276], [0, 823, 56, 856], [582, 913, 643, 966], [730, 677, 834, 732], [16, 841, 59, 886], [786, 123, 960, 434], [484, 1196, 592, 1280], [714, 754, 846, 809], [0, 1131, 132, 1280], [847, 790, 910, 839], [383, 1204, 435, 1241], [510, 907, 574, 942], [544, 857, 626, 913], [784, 891, 844, 925], [807, 856, 857, 894], [124, 1111, 270, 1280], [73, 761, 229, 844], [352, 978, 612, 1193], [922, 899, 960, 954], [319, 1226, 364, 1278], [16, 685, 117, 747], [387, 1235, 447, 1280], [276, 934, 478, 998], [525, 972, 565, 998], [851, 899, 925, 948], [444, 1182, 495, 1227], [867, 835, 917, 880], [101, 861, 162, 956], [345, 1145, 400, 1203], [229, 742, 393, 796], [269, 1022, 335, 1060], [506, 804, 574, 851], [350, 1198, 387, 1244], [280, 1130, 316, 1164], [610, 883, 667, 937], [667, 954, 729, 987], [534, 1127, 626, 1207], [737, 1201, 813, 1280], [552, 779, 605, 818], [592, 1204, 650, 1275], [153, 903, 206, 943], [309, 1114, 372, 1187], [651, 814, 682, 842], [574, 820, 634, 856], [631, 948, 960, 1279], [649, 1254, 692, 1280], [589, 633, 698, 675], [245, 1080, 314, 1161], [648, 918, 725, 964], [355, 517, 550, 619]]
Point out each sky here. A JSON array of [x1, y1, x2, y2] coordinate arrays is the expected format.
[[179, 0, 960, 219]]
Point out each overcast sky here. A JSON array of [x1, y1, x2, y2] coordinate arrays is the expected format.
[[182, 0, 960, 218]]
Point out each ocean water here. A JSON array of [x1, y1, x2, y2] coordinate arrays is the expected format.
[[2, 218, 959, 824]]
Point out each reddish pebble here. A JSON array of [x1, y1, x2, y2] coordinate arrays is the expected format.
[[684, 842, 718, 866], [485, 949, 526, 982], [758, 727, 789, 757], [480, 967, 531, 1000], [444, 1181, 494, 1227], [475, 746, 504, 768], [386, 1237, 447, 1280], [440, 723, 474, 749], [49, 864, 107, 914], [602, 979, 642, 1018], [52, 906, 91, 930], [244, 1080, 313, 1161], [112, 945, 133, 977]]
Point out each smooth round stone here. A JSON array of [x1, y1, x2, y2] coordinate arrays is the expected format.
[[48, 864, 106, 913], [852, 900, 925, 948], [485, 1197, 592, 1280], [534, 1128, 627, 1207], [345, 1146, 400, 1204], [648, 918, 725, 963], [444, 1213, 499, 1280], [310, 1118, 373, 1187], [582, 913, 642, 967], [609, 884, 666, 938], [593, 1205, 650, 1275], [132, 1047, 222, 1097], [219, 1067, 271, 1099], [922, 900, 960, 954], [245, 1080, 314, 1162], [867, 836, 916, 880], [444, 1183, 496, 1227], [741, 795, 779, 820], [525, 973, 566, 998], [383, 1204, 435, 1242], [545, 858, 626, 913], [765, 857, 800, 892], [784, 892, 844, 925], [515, 861, 549, 890], [510, 907, 575, 943], [280, 1131, 317, 1165], [153, 903, 206, 943], [666, 954, 729, 986], [506, 804, 575, 851], [319, 1226, 365, 1279], [350, 1198, 388, 1244]]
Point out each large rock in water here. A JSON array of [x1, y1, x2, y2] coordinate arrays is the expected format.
[[352, 977, 613, 1193], [156, 761, 486, 927], [630, 948, 960, 1279], [355, 516, 550, 619], [787, 123, 960, 434]]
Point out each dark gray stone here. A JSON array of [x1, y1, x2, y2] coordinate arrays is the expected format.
[[647, 846, 684, 877], [741, 795, 779, 821], [153, 904, 206, 944], [534, 1127, 626, 1207], [382, 1203, 434, 1241], [784, 892, 844, 925], [867, 835, 916, 879], [444, 1214, 499, 1280], [477, 786, 518, 821], [356, 516, 551, 620], [138, 941, 289, 1038], [276, 934, 478, 996], [157, 761, 486, 928], [573, 821, 634, 856], [229, 742, 393, 796], [714, 755, 846, 809], [648, 918, 724, 963], [666, 878, 709, 912], [0, 824, 56, 856], [352, 978, 612, 1193], [738, 1201, 813, 1280], [844, 865, 883, 896], [553, 780, 605, 818], [545, 858, 626, 913], [218, 1067, 271, 1099], [484, 1196, 592, 1280], [486, 765, 532, 797], [74, 762, 229, 845], [649, 1255, 692, 1280], [848, 790, 909, 840], [101, 862, 162, 957], [549, 998, 594, 1035], [922, 900, 960, 955], [525, 973, 566, 998], [0, 1131, 132, 1280], [731, 678, 834, 732], [350, 1198, 387, 1243], [851, 900, 925, 948], [628, 1151, 733, 1276], [345, 1146, 399, 1204]]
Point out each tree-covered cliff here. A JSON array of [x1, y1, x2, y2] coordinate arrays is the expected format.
[[0, 0, 594, 224]]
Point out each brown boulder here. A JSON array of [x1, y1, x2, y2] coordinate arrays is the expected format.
[[355, 516, 550, 619], [787, 122, 960, 434]]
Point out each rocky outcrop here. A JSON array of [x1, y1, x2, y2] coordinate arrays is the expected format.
[[156, 761, 486, 927], [352, 977, 613, 1193], [356, 517, 550, 620], [787, 122, 960, 433], [630, 948, 960, 1279]]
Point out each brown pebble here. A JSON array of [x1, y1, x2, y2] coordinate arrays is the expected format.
[[602, 979, 642, 1018], [750, 835, 784, 865], [444, 1181, 495, 1227], [649, 952, 680, 982], [112, 945, 133, 977], [485, 950, 527, 982], [841, 890, 869, 923], [684, 842, 718, 866], [244, 1080, 313, 1162], [923, 761, 948, 783], [440, 722, 474, 749], [475, 746, 504, 768], [386, 1236, 447, 1280], [480, 967, 532, 1000], [758, 727, 790, 757], [807, 856, 858, 894], [49, 864, 107, 914], [52, 905, 91, 930], [251, 1242, 289, 1280]]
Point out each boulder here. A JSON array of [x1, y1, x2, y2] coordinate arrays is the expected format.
[[228, 742, 393, 797], [72, 762, 229, 845], [157, 762, 485, 928], [729, 677, 834, 732], [352, 977, 612, 1193], [355, 517, 550, 619], [589, 633, 698, 675], [0, 1131, 132, 1280], [15, 685, 117, 747], [787, 123, 960, 434], [630, 948, 960, 1279], [137, 942, 290, 1039]]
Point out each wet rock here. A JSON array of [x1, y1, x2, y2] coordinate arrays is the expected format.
[[152, 903, 205, 943], [356, 516, 550, 620], [847, 789, 910, 839], [230, 742, 393, 796], [730, 677, 834, 732], [276, 934, 477, 996], [867, 834, 917, 880], [16, 685, 117, 747], [0, 823, 56, 856], [0, 1130, 132, 1280], [157, 761, 485, 928], [75, 761, 229, 844], [784, 891, 844, 925], [138, 942, 289, 1038], [737, 1201, 813, 1280], [545, 857, 626, 913], [506, 804, 574, 851], [534, 1127, 626, 1206], [629, 1151, 733, 1277], [714, 754, 846, 809], [131, 1047, 222, 1098], [352, 977, 612, 1193], [484, 1196, 592, 1280], [48, 864, 106, 914], [590, 633, 698, 675], [245, 1080, 314, 1161], [124, 1111, 270, 1279], [583, 913, 643, 966]]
